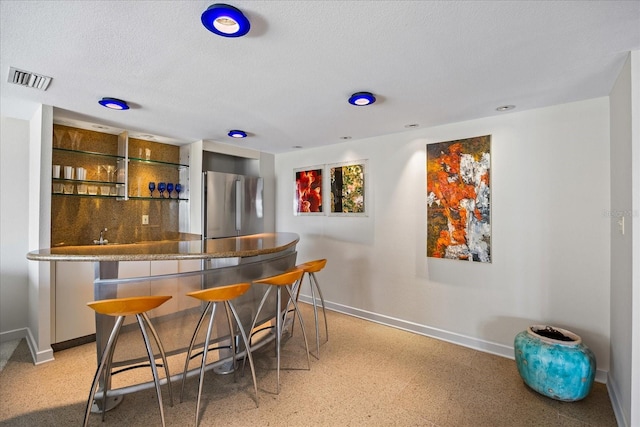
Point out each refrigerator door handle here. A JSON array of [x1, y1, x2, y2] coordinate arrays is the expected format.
[[235, 179, 242, 232]]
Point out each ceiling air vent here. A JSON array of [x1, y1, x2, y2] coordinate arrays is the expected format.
[[8, 67, 52, 91]]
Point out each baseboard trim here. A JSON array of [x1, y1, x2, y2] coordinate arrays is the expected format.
[[0, 328, 27, 343], [299, 296, 609, 384], [25, 329, 54, 365], [607, 373, 628, 427]]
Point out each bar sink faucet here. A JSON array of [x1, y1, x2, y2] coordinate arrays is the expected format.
[[94, 228, 108, 245]]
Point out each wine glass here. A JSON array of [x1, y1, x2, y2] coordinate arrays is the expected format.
[[175, 183, 182, 199], [166, 183, 174, 198], [102, 165, 117, 182], [53, 128, 66, 148], [158, 182, 166, 198], [69, 131, 83, 150], [148, 182, 155, 197]]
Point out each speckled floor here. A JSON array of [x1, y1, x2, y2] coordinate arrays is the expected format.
[[0, 303, 616, 426]]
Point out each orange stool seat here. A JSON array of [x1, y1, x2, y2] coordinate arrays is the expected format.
[[291, 259, 328, 359], [249, 269, 310, 394], [83, 296, 173, 427], [180, 283, 258, 426]]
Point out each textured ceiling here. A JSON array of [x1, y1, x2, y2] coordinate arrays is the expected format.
[[1, 1, 639, 153]]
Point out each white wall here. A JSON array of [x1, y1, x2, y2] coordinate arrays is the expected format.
[[0, 116, 30, 341], [27, 105, 53, 364], [609, 51, 640, 427], [632, 50, 640, 427], [276, 97, 612, 379], [609, 51, 633, 427]]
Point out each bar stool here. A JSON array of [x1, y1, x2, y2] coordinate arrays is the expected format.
[[291, 259, 328, 359], [83, 295, 174, 427], [248, 268, 310, 394], [180, 283, 258, 426]]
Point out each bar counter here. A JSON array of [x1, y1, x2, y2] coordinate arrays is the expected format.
[[27, 232, 300, 262], [27, 232, 300, 411]]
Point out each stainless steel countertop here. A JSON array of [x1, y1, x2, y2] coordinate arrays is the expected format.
[[27, 232, 299, 262]]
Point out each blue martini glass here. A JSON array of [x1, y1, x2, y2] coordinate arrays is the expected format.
[[148, 182, 155, 197], [175, 183, 182, 199], [166, 183, 174, 198], [158, 182, 166, 198]]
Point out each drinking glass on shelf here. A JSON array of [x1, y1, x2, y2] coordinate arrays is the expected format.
[[53, 129, 66, 148], [166, 183, 174, 198], [69, 131, 83, 150], [175, 183, 182, 199], [102, 165, 117, 182], [158, 182, 166, 198], [148, 182, 156, 197]]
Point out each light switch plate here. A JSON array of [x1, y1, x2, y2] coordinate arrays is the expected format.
[[142, 215, 149, 225]]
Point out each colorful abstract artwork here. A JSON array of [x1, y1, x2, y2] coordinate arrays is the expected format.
[[426, 135, 491, 262], [294, 167, 323, 214], [329, 160, 366, 215]]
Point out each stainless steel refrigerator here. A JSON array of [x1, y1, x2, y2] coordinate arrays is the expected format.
[[204, 171, 264, 239]]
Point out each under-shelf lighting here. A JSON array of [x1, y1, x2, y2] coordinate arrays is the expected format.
[[201, 4, 251, 38]]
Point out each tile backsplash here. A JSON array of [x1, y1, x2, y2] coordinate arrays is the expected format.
[[51, 125, 186, 246]]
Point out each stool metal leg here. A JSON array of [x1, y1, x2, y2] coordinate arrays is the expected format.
[[83, 315, 125, 427], [222, 303, 238, 383], [246, 283, 309, 394], [141, 312, 174, 407], [287, 274, 305, 337], [275, 287, 282, 394], [289, 271, 328, 359], [137, 313, 169, 427], [100, 317, 125, 422], [183, 299, 259, 426], [195, 301, 218, 426], [309, 271, 328, 357], [284, 284, 311, 373], [180, 301, 211, 402], [242, 286, 272, 373], [226, 300, 258, 406]]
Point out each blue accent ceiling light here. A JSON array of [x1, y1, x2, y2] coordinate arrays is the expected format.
[[228, 130, 247, 138], [348, 92, 376, 106], [98, 98, 129, 110], [201, 4, 251, 38]]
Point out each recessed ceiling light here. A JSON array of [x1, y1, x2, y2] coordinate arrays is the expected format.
[[496, 105, 515, 111], [201, 4, 250, 38], [348, 92, 376, 106], [228, 130, 247, 138], [98, 98, 129, 110], [404, 123, 419, 128], [340, 136, 352, 140]]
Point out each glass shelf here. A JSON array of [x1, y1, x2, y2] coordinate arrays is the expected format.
[[53, 178, 125, 185], [128, 196, 188, 201], [52, 131, 188, 202], [51, 193, 123, 199], [128, 156, 189, 169], [53, 147, 125, 160]]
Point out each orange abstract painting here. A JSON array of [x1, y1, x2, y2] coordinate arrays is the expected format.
[[426, 135, 491, 262]]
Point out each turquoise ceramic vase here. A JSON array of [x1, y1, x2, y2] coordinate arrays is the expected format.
[[514, 325, 596, 401]]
